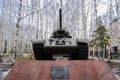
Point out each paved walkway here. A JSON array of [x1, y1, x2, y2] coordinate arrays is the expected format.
[[114, 74, 120, 80], [89, 56, 120, 63], [110, 60, 120, 63], [89, 56, 120, 80]]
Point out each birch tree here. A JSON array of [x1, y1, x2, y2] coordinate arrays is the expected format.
[[115, 0, 120, 17], [108, 0, 113, 62], [15, 0, 23, 58], [81, 0, 87, 39], [8, 0, 12, 55], [0, 0, 5, 54]]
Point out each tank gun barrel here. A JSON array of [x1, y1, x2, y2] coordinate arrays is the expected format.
[[59, 8, 62, 29], [59, 0, 62, 29]]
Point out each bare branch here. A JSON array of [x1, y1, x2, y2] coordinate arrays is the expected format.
[[19, 1, 52, 22]]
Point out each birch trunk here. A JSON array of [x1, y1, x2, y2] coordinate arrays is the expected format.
[[108, 0, 112, 62], [0, 0, 5, 54], [81, 0, 87, 39], [8, 0, 12, 55], [15, 0, 23, 58]]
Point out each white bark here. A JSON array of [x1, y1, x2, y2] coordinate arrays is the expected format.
[[0, 0, 5, 54], [8, 0, 12, 54], [81, 0, 87, 39], [94, 0, 98, 27], [108, 0, 113, 61], [15, 0, 23, 58]]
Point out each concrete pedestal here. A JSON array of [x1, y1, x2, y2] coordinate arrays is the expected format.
[[5, 60, 117, 80]]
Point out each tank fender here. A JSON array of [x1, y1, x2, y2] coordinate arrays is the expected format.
[[31, 40, 45, 44], [76, 39, 89, 44]]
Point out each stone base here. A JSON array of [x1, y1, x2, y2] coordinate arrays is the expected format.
[[5, 60, 117, 80]]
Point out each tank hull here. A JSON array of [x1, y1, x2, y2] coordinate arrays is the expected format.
[[32, 40, 88, 60]]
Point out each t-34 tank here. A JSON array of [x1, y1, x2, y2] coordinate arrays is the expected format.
[[32, 8, 89, 60]]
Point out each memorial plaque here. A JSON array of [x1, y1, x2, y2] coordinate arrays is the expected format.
[[50, 66, 69, 78]]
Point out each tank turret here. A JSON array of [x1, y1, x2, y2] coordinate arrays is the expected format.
[[51, 8, 72, 38]]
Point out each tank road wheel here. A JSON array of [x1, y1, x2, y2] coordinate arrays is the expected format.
[[77, 43, 88, 60]]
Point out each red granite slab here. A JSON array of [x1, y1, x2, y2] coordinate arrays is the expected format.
[[5, 60, 117, 80]]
